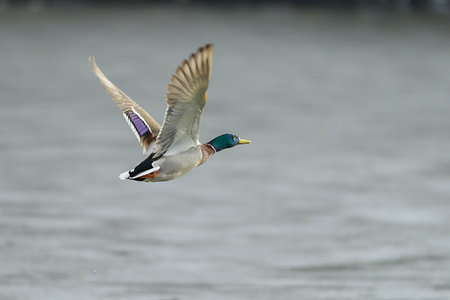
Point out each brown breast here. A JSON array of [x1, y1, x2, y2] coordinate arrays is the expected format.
[[198, 144, 216, 166]]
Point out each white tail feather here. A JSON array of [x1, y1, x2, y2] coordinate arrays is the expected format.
[[119, 171, 130, 180]]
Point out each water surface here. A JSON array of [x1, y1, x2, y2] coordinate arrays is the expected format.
[[1, 6, 450, 300]]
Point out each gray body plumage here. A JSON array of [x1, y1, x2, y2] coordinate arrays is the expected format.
[[145, 146, 203, 182]]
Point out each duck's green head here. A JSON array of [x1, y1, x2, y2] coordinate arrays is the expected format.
[[207, 133, 251, 152]]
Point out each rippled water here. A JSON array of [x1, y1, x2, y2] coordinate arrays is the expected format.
[[1, 6, 450, 300]]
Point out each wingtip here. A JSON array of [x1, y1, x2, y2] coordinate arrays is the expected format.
[[88, 56, 96, 69], [204, 43, 214, 50], [198, 43, 214, 56]]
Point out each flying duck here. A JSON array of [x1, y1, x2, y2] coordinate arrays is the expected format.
[[89, 44, 251, 182]]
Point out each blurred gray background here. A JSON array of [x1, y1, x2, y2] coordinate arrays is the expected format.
[[1, 1, 450, 299]]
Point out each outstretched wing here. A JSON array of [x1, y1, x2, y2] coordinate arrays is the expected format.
[[154, 44, 213, 157], [89, 57, 161, 154]]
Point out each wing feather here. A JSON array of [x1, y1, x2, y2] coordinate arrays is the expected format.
[[88, 57, 161, 154], [154, 44, 214, 157]]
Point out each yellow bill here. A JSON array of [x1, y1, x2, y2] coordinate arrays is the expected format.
[[238, 138, 251, 144]]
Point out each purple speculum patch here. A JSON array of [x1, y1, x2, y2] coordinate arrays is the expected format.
[[128, 111, 149, 136]]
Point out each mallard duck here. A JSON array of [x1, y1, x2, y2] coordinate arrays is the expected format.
[[89, 44, 251, 182]]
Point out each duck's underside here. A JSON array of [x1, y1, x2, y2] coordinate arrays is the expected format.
[[122, 146, 206, 182]]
